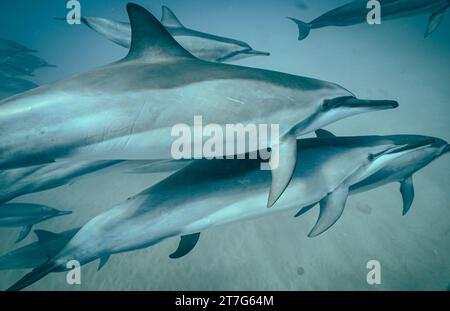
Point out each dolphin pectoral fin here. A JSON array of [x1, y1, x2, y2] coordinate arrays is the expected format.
[[16, 225, 32, 243], [161, 6, 184, 28], [169, 233, 201, 259], [267, 134, 297, 208], [315, 129, 336, 138], [294, 203, 317, 218], [425, 6, 447, 38], [308, 185, 349, 238], [97, 255, 110, 271], [124, 3, 194, 62], [400, 176, 415, 216]]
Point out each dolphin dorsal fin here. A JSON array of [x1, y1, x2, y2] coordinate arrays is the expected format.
[[315, 129, 336, 138], [34, 230, 60, 243], [161, 6, 184, 28], [125, 3, 194, 62]]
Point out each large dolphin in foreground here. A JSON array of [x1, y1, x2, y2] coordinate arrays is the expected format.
[[0, 228, 79, 270], [78, 6, 270, 62], [0, 203, 72, 243], [0, 3, 399, 207], [289, 0, 449, 41], [8, 134, 444, 290]]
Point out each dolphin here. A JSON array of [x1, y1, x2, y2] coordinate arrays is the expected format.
[[6, 134, 437, 290], [0, 203, 72, 243], [2, 53, 55, 76], [0, 3, 399, 207], [0, 74, 38, 100], [0, 161, 122, 205], [0, 38, 36, 59], [0, 228, 79, 270], [78, 6, 270, 62], [289, 0, 449, 40], [0, 159, 190, 205], [295, 129, 450, 217]]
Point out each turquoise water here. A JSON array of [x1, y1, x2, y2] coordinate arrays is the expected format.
[[0, 0, 449, 290]]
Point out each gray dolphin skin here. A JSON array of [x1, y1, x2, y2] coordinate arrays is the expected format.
[[79, 6, 270, 62], [7, 134, 443, 290], [0, 203, 72, 243], [0, 3, 399, 208], [0, 228, 79, 270], [289, 0, 449, 40]]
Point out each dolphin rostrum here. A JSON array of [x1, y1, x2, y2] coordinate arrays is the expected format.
[[0, 3, 399, 207], [0, 203, 72, 243], [78, 6, 270, 62], [289, 0, 449, 40], [0, 228, 79, 270], [7, 134, 439, 290]]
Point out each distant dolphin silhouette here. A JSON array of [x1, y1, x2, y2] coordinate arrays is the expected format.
[[289, 0, 449, 40]]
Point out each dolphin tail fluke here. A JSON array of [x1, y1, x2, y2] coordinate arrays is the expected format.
[[287, 17, 311, 41], [161, 6, 184, 28], [425, 6, 447, 38], [267, 133, 297, 208], [16, 225, 32, 243], [7, 261, 57, 291]]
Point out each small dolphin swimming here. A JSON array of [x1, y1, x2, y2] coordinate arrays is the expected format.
[[0, 3, 399, 207], [289, 0, 449, 40], [0, 38, 36, 59], [0, 228, 79, 270], [0, 74, 38, 100], [0, 159, 190, 205], [78, 6, 270, 62], [8, 133, 447, 290], [0, 203, 72, 243]]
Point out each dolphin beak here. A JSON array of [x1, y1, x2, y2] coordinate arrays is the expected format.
[[57, 210, 73, 216], [246, 49, 270, 57], [389, 138, 435, 155], [342, 98, 399, 110]]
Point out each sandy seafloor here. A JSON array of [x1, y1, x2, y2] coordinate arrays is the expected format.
[[0, 0, 449, 290]]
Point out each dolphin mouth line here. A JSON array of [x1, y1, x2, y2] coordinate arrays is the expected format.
[[342, 98, 399, 110]]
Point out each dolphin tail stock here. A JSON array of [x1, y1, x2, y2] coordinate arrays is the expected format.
[[7, 260, 59, 291], [287, 17, 311, 41], [161, 6, 184, 28], [425, 5, 448, 38]]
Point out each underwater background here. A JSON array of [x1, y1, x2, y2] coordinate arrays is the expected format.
[[0, 0, 449, 290]]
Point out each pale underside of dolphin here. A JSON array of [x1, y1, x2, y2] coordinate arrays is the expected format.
[[289, 0, 449, 40], [0, 3, 399, 208], [7, 132, 442, 290], [78, 6, 270, 62]]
